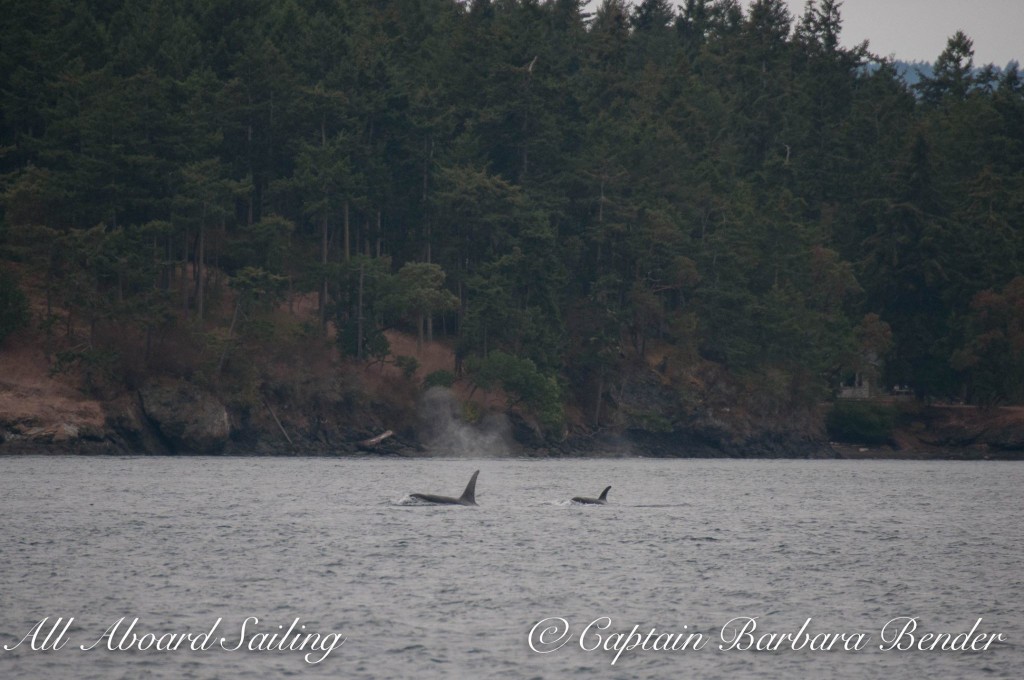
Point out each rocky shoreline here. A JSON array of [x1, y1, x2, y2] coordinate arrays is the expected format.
[[4, 383, 1024, 460], [4, 345, 1024, 461]]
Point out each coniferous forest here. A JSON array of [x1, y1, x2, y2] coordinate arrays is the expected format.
[[2, 0, 1024, 449]]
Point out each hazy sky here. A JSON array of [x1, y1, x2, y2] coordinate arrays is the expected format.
[[768, 0, 1024, 66]]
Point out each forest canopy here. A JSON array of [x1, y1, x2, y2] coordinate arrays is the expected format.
[[2, 0, 1023, 426]]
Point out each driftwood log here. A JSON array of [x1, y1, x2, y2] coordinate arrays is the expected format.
[[263, 398, 293, 446], [357, 430, 394, 451]]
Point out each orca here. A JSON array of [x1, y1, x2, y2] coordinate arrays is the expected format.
[[410, 470, 479, 506], [572, 486, 610, 505]]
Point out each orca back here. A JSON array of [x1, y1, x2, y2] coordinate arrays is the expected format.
[[571, 485, 610, 504]]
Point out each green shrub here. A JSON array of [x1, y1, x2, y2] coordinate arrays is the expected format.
[[826, 401, 895, 445], [461, 399, 482, 424], [394, 355, 419, 379]]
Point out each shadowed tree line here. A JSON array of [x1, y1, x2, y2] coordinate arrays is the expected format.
[[2, 0, 1023, 427]]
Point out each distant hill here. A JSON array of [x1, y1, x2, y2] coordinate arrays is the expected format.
[[893, 60, 934, 87], [866, 59, 1020, 88]]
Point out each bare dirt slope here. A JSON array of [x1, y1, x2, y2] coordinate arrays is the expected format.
[[0, 338, 106, 445]]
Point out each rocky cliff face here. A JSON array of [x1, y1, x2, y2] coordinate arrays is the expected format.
[[137, 379, 231, 454], [907, 405, 1024, 453], [557, 361, 832, 458], [7, 349, 1024, 459]]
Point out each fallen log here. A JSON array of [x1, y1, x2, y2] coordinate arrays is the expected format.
[[263, 398, 293, 446], [357, 429, 394, 451]]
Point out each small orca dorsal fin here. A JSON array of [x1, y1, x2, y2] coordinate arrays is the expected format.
[[599, 486, 611, 501], [460, 470, 480, 505]]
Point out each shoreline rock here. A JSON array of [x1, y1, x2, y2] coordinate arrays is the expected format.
[[138, 379, 230, 454]]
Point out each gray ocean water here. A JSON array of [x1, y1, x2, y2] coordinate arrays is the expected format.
[[1, 456, 1021, 679]]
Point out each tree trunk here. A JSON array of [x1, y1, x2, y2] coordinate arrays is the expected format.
[[521, 60, 534, 180], [375, 210, 382, 257], [196, 205, 206, 322], [217, 294, 243, 377], [356, 262, 365, 360], [343, 200, 350, 262], [424, 136, 435, 343], [182, 226, 190, 318], [319, 113, 330, 330], [319, 208, 328, 331]]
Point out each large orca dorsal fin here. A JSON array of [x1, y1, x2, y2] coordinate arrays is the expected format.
[[460, 470, 480, 505], [599, 486, 611, 501]]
